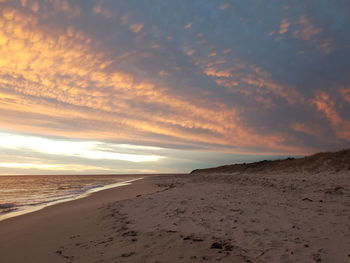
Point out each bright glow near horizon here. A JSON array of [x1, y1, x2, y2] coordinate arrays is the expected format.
[[0, 132, 163, 163], [0, 162, 111, 171]]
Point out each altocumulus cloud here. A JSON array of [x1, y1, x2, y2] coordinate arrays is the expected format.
[[0, 0, 349, 174]]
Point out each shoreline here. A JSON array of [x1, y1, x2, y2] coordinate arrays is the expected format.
[[0, 176, 143, 222], [0, 175, 165, 263]]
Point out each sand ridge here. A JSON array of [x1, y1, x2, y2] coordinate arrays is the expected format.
[[191, 149, 350, 175]]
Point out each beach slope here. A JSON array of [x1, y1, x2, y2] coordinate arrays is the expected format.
[[1, 150, 349, 262]]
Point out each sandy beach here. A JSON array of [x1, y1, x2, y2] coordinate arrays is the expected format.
[[0, 176, 162, 263], [1, 165, 349, 263]]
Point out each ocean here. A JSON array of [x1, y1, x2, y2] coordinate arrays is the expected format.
[[0, 174, 142, 221]]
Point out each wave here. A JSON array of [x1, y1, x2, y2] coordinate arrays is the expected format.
[[0, 203, 18, 214], [0, 203, 16, 209]]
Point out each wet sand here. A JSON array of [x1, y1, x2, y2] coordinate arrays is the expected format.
[[0, 176, 162, 263]]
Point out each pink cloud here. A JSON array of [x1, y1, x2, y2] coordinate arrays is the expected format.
[[203, 61, 305, 106], [279, 18, 290, 34], [204, 67, 232, 78], [185, 49, 195, 56], [0, 4, 339, 157], [294, 15, 322, 41], [92, 4, 114, 19], [219, 3, 230, 10], [312, 91, 350, 140], [291, 122, 323, 137], [184, 23, 192, 29], [130, 23, 144, 33], [293, 15, 334, 54], [339, 88, 350, 102]]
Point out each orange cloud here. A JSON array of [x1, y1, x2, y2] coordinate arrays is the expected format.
[[159, 70, 168, 76], [204, 67, 232, 78], [0, 7, 312, 156], [130, 23, 144, 33], [279, 18, 290, 34], [184, 23, 192, 29], [185, 49, 195, 56], [30, 1, 40, 12], [203, 61, 304, 106]]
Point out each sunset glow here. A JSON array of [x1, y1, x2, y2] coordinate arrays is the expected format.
[[0, 132, 163, 162], [0, 0, 349, 174]]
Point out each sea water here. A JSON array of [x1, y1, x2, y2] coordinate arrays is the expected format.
[[0, 174, 141, 221]]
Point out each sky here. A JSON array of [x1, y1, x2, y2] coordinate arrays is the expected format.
[[0, 0, 350, 175]]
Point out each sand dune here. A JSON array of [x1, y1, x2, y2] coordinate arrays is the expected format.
[[191, 149, 350, 174], [0, 150, 349, 262]]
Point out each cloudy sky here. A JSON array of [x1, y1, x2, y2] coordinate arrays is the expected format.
[[0, 0, 349, 175]]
